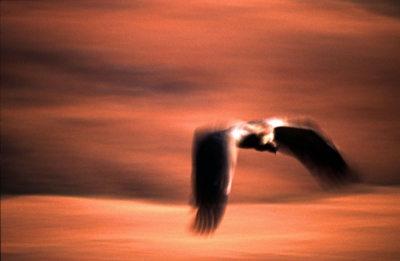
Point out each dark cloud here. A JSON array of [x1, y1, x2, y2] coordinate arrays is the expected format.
[[1, 47, 208, 105], [1, 0, 148, 14], [345, 0, 400, 18], [1, 133, 188, 202]]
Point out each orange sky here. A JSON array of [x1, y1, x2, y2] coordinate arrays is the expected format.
[[2, 1, 400, 260], [2, 189, 400, 260], [2, 0, 400, 203]]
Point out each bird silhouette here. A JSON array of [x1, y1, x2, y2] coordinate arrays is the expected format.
[[191, 118, 358, 234]]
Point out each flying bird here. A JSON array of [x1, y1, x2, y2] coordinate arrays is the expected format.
[[191, 118, 357, 234]]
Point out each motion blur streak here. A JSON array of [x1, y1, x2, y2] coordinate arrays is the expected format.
[[1, 0, 400, 260]]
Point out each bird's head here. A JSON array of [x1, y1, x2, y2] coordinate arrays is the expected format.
[[237, 133, 261, 149], [237, 133, 277, 154]]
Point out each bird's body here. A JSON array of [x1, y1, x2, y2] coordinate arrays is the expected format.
[[191, 118, 357, 234]]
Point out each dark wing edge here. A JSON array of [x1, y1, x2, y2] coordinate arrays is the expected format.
[[190, 128, 230, 234], [273, 126, 359, 187]]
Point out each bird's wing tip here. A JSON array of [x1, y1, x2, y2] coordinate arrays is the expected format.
[[190, 204, 227, 235], [312, 165, 361, 189]]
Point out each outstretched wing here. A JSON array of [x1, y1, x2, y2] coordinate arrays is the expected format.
[[191, 129, 233, 234], [273, 126, 355, 185]]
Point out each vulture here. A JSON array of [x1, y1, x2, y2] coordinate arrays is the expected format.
[[191, 118, 357, 234]]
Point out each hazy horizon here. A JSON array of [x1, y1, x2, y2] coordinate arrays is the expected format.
[[2, 188, 400, 261]]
